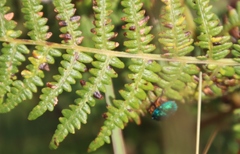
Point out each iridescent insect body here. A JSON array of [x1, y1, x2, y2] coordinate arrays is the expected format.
[[148, 97, 178, 121]]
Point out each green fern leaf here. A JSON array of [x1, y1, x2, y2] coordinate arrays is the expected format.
[[192, 0, 232, 60], [155, 0, 199, 102], [192, 0, 240, 99], [0, 0, 240, 153], [48, 0, 124, 149], [88, 0, 160, 151], [28, 0, 93, 120], [158, 0, 194, 57], [0, 1, 29, 108]]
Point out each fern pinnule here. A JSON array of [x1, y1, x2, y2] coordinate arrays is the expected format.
[[156, 0, 199, 102], [1, 0, 240, 153], [49, 0, 124, 150], [21, 0, 51, 40], [89, 0, 161, 151], [88, 104, 138, 152], [0, 1, 30, 110], [1, 0, 62, 113], [83, 0, 125, 151], [120, 0, 160, 119], [121, 1, 155, 53], [159, 0, 194, 57], [1, 0, 64, 113], [0, 51, 30, 112], [49, 103, 90, 149], [28, 1, 92, 120], [157, 62, 199, 101], [0, 43, 29, 107], [193, 0, 232, 60], [192, 0, 240, 98]]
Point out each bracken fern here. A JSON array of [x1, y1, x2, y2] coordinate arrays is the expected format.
[[0, 0, 240, 153]]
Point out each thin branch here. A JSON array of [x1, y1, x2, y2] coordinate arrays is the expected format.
[[202, 125, 221, 154], [196, 72, 202, 154]]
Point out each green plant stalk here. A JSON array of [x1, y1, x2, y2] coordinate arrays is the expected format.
[[111, 128, 126, 154], [195, 72, 202, 154], [0, 38, 239, 66], [105, 82, 126, 154]]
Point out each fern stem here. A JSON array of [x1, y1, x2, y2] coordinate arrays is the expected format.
[[106, 84, 126, 154], [0, 38, 239, 66], [111, 128, 126, 154]]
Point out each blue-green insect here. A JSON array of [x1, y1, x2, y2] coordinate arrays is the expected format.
[[151, 100, 178, 120], [148, 97, 178, 121]]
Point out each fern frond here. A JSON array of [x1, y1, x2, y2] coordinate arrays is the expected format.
[[0, 43, 29, 105], [50, 0, 124, 148], [154, 0, 199, 102], [192, 0, 240, 98], [28, 0, 92, 120], [193, 0, 232, 60], [157, 62, 199, 101], [0, 0, 62, 113], [88, 104, 138, 152], [0, 1, 29, 109], [50, 0, 125, 150], [88, 0, 160, 151], [158, 0, 194, 57], [49, 103, 90, 148], [0, 0, 240, 153]]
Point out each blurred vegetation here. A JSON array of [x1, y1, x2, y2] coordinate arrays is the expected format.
[[1, 0, 240, 154]]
